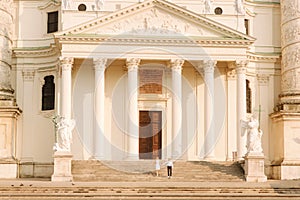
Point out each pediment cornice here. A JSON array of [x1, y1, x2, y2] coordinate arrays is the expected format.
[[56, 36, 253, 47], [56, 0, 255, 43]]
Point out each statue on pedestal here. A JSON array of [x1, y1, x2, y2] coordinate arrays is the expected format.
[[242, 116, 263, 154], [53, 116, 76, 152], [204, 0, 213, 14], [235, 0, 245, 14]]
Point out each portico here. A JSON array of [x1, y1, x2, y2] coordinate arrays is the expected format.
[[51, 0, 255, 181]]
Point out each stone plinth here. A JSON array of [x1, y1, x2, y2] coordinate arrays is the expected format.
[[244, 152, 267, 182], [270, 112, 300, 180], [51, 151, 73, 182], [0, 106, 21, 178]]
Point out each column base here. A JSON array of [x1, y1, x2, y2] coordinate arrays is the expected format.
[[244, 152, 267, 182], [51, 151, 73, 182], [0, 159, 18, 178]]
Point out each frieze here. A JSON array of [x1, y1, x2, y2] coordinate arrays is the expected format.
[[95, 8, 205, 36]]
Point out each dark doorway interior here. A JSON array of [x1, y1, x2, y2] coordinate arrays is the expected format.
[[139, 111, 162, 159]]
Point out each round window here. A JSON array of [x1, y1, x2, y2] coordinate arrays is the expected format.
[[214, 7, 223, 15], [78, 4, 87, 11]]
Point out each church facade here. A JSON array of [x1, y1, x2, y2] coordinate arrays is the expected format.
[[0, 0, 299, 180]]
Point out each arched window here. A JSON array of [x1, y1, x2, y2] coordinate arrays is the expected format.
[[42, 75, 55, 111], [246, 79, 252, 113]]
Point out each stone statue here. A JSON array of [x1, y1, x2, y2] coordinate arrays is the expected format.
[[204, 0, 213, 14], [242, 116, 263, 153], [53, 117, 76, 152], [62, 0, 71, 9], [235, 0, 245, 14], [95, 0, 104, 10]]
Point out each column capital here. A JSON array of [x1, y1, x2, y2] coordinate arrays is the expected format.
[[170, 59, 184, 71], [126, 58, 141, 70], [22, 69, 35, 81], [60, 57, 74, 65], [93, 58, 108, 71], [257, 74, 269, 85], [60, 57, 74, 71], [203, 60, 217, 73], [235, 60, 249, 74]]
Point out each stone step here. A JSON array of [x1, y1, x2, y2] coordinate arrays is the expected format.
[[1, 185, 300, 200], [71, 160, 245, 182]]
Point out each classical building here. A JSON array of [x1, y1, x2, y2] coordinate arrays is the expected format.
[[0, 0, 299, 180]]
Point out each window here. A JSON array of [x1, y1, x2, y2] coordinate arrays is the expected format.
[[78, 4, 87, 11], [47, 11, 58, 33], [42, 75, 55, 111], [244, 19, 249, 35], [246, 79, 252, 113], [214, 7, 223, 15]]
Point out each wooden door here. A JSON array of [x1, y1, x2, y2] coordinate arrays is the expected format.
[[139, 111, 162, 159]]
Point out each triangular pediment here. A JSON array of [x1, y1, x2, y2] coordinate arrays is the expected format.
[[56, 0, 254, 42]]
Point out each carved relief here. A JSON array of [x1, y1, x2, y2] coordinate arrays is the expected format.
[[281, 69, 298, 92], [281, 21, 300, 47], [227, 69, 236, 80], [0, 0, 14, 18], [282, 46, 300, 71], [281, 0, 300, 23], [126, 58, 140, 70], [95, 8, 206, 36]]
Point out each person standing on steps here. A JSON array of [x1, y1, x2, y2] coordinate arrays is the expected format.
[[155, 157, 160, 177], [166, 158, 174, 179]]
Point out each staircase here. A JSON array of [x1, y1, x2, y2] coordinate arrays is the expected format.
[[72, 160, 245, 182]]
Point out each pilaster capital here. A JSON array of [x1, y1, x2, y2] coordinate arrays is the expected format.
[[170, 59, 185, 71], [227, 69, 236, 80], [235, 60, 249, 74], [60, 57, 74, 71], [22, 69, 35, 81], [126, 58, 140, 70], [202, 59, 217, 73], [257, 74, 269, 85], [93, 58, 108, 71]]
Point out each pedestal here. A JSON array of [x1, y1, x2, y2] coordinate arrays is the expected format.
[[51, 151, 73, 182], [0, 106, 21, 178], [270, 111, 300, 180], [244, 152, 267, 182]]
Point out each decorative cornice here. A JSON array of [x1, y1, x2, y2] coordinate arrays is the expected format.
[[13, 45, 59, 58], [247, 52, 279, 63], [55, 36, 253, 47]]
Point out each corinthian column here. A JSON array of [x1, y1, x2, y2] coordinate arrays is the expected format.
[[93, 58, 107, 160], [126, 58, 140, 160], [203, 60, 216, 160], [170, 59, 184, 159], [52, 57, 74, 182], [236, 60, 248, 160]]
